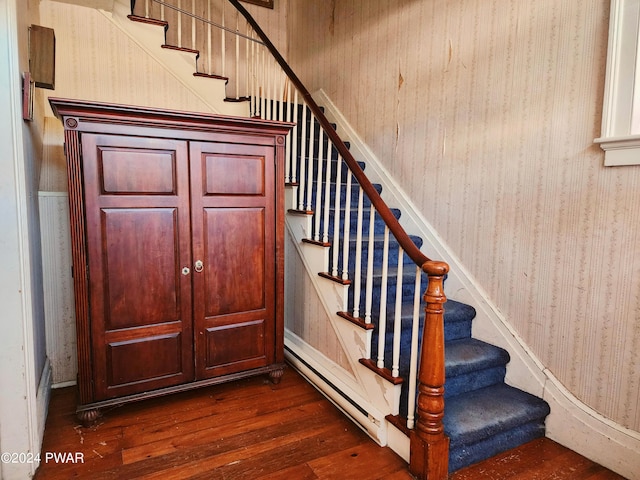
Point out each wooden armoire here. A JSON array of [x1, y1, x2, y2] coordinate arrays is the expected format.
[[50, 98, 293, 424]]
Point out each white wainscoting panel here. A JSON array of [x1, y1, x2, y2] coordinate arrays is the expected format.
[[38, 192, 77, 386]]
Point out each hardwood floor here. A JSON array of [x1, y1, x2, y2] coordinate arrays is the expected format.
[[34, 367, 625, 479], [449, 437, 627, 479]]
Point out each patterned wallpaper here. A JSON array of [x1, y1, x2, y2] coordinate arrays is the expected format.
[[286, 0, 640, 432]]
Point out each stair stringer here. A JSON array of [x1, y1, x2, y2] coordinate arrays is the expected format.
[[97, 0, 249, 117], [311, 88, 640, 480], [284, 209, 408, 448]]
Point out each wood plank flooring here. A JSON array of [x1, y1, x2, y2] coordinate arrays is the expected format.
[[34, 367, 626, 479], [449, 437, 627, 480]]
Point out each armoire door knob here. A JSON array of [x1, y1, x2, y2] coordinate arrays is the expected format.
[[194, 260, 204, 273]]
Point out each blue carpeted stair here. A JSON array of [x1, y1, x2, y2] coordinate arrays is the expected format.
[[288, 104, 550, 472]]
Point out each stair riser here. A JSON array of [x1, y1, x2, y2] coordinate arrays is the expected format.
[[445, 320, 473, 342], [444, 366, 506, 398]]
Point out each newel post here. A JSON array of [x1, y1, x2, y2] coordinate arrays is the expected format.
[[409, 260, 450, 480]]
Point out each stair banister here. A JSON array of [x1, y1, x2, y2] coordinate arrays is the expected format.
[[227, 1, 450, 477]]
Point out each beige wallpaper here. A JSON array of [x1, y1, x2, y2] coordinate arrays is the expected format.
[[287, 0, 640, 433]]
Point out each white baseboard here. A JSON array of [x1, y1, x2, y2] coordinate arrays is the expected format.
[[312, 88, 640, 480], [284, 332, 387, 445]]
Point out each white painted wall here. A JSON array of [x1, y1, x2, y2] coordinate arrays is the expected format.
[[0, 0, 50, 477]]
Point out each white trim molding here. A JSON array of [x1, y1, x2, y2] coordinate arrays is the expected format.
[[595, 0, 640, 166]]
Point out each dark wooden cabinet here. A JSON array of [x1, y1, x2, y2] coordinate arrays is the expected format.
[[50, 98, 292, 424]]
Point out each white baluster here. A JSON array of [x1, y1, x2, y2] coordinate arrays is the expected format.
[[274, 60, 281, 119], [377, 226, 390, 369], [297, 102, 308, 210], [290, 89, 299, 185], [322, 136, 332, 244], [331, 154, 343, 277], [274, 60, 280, 121], [407, 266, 422, 430], [305, 113, 315, 211], [258, 47, 268, 118], [145, 0, 149, 18], [265, 57, 272, 120], [313, 127, 325, 241], [341, 171, 352, 281], [207, 0, 212, 75], [250, 32, 256, 115], [235, 15, 240, 99], [177, 0, 182, 48], [160, 0, 164, 21], [392, 245, 404, 378], [245, 20, 250, 99], [271, 58, 278, 119], [284, 81, 292, 184], [191, 0, 196, 52], [352, 188, 364, 318], [364, 206, 376, 325], [221, 2, 225, 77], [267, 56, 272, 120]]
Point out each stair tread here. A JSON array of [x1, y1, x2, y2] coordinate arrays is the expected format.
[[444, 383, 550, 447], [445, 338, 510, 376]]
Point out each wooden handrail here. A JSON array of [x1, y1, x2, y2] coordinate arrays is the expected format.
[[226, 2, 449, 478]]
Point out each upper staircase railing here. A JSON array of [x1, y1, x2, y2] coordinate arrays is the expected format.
[[131, 0, 450, 477]]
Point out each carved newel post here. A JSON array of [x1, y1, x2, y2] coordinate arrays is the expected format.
[[410, 260, 450, 480]]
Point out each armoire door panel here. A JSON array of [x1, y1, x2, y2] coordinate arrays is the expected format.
[[100, 148, 177, 194], [106, 332, 184, 387], [204, 154, 265, 196], [190, 141, 276, 379], [81, 134, 194, 400], [204, 319, 266, 375], [101, 208, 181, 330], [203, 207, 266, 316]]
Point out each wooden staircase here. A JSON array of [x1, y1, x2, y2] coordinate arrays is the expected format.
[[122, 1, 550, 477]]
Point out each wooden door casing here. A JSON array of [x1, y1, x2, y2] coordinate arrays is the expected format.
[[189, 141, 276, 379], [81, 134, 195, 400]]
